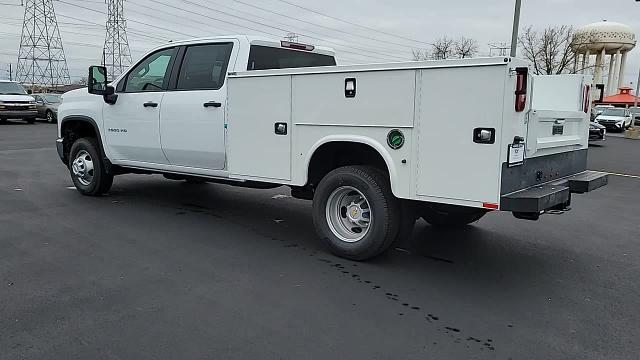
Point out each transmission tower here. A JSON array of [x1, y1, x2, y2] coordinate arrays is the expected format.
[[103, 0, 132, 81], [284, 32, 299, 43], [16, 0, 71, 89], [489, 42, 510, 57]]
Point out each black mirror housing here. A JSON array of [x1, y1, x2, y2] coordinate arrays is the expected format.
[[88, 66, 109, 95]]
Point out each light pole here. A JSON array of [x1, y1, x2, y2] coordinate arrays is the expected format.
[[634, 67, 639, 129], [510, 0, 522, 57]]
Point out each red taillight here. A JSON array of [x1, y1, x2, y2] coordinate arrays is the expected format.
[[583, 85, 591, 113], [281, 41, 315, 51], [483, 202, 499, 210], [515, 67, 528, 112]]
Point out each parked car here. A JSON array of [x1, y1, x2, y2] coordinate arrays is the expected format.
[[629, 106, 640, 125], [589, 121, 606, 142], [32, 93, 61, 123], [596, 107, 633, 131], [0, 80, 37, 124], [593, 104, 614, 116]]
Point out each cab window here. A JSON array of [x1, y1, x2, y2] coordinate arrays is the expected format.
[[175, 43, 233, 91], [247, 45, 336, 70], [124, 47, 176, 93]]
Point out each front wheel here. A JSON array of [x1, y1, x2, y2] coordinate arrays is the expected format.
[[312, 166, 402, 261], [420, 204, 487, 227], [46, 110, 55, 123], [69, 138, 113, 196]]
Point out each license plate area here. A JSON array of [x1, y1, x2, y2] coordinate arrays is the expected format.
[[552, 124, 564, 135], [508, 143, 525, 167]]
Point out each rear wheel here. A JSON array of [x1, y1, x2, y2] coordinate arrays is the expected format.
[[312, 166, 402, 261], [420, 204, 487, 227], [69, 137, 113, 196]]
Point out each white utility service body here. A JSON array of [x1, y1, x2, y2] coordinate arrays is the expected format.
[[57, 36, 607, 260], [227, 58, 593, 209]]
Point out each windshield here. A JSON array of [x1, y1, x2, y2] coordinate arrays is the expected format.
[[247, 45, 336, 70], [601, 108, 626, 117], [42, 94, 61, 103], [0, 82, 27, 95]]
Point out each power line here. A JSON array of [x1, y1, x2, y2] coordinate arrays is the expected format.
[[145, 0, 404, 62], [56, 0, 409, 62], [56, 13, 169, 42], [138, 0, 405, 60], [56, 0, 194, 38], [226, 0, 422, 51], [272, 0, 432, 47]]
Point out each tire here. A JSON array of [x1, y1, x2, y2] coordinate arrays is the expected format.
[[68, 137, 113, 196], [0, 118, 6, 124], [421, 203, 487, 227], [312, 166, 402, 261], [46, 110, 55, 123]]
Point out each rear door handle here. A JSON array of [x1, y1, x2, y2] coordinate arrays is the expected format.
[[203, 101, 222, 108], [143, 101, 158, 108]]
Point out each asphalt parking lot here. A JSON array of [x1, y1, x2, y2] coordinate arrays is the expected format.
[[1, 122, 639, 360]]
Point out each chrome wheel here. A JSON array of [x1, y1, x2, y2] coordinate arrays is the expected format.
[[325, 186, 372, 243], [71, 150, 95, 186], [46, 111, 54, 123]]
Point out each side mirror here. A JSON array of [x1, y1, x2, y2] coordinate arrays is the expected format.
[[88, 66, 108, 95]]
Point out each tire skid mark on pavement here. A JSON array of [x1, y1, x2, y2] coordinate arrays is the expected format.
[[0, 147, 55, 153], [171, 203, 497, 353]]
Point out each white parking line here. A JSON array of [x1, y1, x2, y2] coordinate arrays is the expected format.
[[601, 172, 640, 179]]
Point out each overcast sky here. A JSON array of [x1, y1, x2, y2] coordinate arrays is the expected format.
[[0, 0, 639, 84]]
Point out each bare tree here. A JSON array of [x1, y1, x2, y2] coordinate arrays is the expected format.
[[431, 37, 455, 60], [412, 36, 479, 61], [518, 25, 577, 75], [412, 49, 429, 61], [454, 36, 479, 58], [73, 77, 88, 86]]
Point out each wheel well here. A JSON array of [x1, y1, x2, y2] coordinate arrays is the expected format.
[[307, 142, 389, 188], [60, 119, 99, 164]]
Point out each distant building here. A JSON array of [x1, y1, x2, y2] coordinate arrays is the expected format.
[[600, 86, 640, 107]]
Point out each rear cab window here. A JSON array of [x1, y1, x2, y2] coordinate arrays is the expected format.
[[247, 45, 336, 71], [176, 43, 234, 90]]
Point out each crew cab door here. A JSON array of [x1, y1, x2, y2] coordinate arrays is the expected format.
[[104, 47, 177, 164], [159, 42, 236, 170]]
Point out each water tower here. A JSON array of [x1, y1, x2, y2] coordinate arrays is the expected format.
[[571, 21, 636, 97]]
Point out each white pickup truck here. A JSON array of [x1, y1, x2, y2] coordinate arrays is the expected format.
[[57, 35, 607, 260]]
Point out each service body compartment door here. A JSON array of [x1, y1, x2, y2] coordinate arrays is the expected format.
[[527, 75, 590, 158], [227, 75, 292, 181], [416, 64, 507, 203]]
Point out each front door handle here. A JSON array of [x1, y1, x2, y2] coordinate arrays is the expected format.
[[203, 101, 222, 108], [143, 101, 158, 108]]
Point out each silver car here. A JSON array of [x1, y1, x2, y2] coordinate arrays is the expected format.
[[32, 93, 61, 123]]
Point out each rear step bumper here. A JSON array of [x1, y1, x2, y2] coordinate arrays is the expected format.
[[500, 171, 608, 219]]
